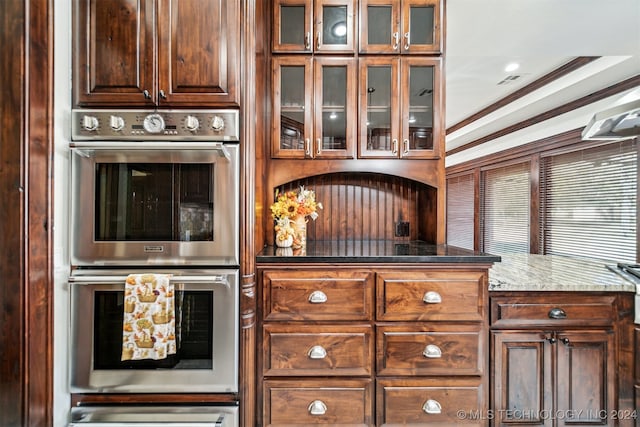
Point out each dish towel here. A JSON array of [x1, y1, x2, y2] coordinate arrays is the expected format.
[[121, 273, 176, 361]]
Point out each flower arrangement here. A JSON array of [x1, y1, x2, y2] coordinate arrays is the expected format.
[[270, 186, 322, 248], [270, 186, 322, 221]]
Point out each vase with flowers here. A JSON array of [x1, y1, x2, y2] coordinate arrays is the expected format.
[[270, 186, 322, 249]]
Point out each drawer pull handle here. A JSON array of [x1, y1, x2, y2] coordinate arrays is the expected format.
[[548, 308, 567, 319], [308, 290, 328, 304], [422, 344, 442, 358], [308, 400, 327, 416], [307, 345, 327, 359], [423, 291, 442, 304], [422, 399, 442, 414]]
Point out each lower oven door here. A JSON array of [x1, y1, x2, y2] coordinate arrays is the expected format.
[[69, 270, 238, 393], [69, 405, 238, 427]]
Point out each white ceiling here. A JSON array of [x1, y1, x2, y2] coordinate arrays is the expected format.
[[444, 0, 640, 164]]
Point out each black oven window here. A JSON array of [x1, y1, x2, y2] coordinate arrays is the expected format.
[[95, 163, 214, 241], [93, 290, 213, 369]]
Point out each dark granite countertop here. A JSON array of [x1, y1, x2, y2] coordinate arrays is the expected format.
[[256, 240, 501, 264]]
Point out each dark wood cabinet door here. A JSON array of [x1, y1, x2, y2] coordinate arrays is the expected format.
[[157, 0, 239, 106], [74, 0, 156, 106], [492, 331, 553, 427], [556, 330, 616, 427]]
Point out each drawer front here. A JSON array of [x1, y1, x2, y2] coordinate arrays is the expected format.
[[263, 270, 374, 321], [377, 378, 485, 426], [491, 295, 616, 328], [264, 379, 373, 426], [377, 324, 484, 376], [377, 270, 485, 321], [264, 325, 373, 376]]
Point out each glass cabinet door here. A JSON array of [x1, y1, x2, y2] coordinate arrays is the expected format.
[[313, 57, 357, 158], [400, 57, 442, 158], [359, 58, 400, 158], [401, 0, 441, 54], [272, 56, 313, 158], [314, 0, 356, 53], [272, 0, 313, 52], [359, 0, 400, 53]]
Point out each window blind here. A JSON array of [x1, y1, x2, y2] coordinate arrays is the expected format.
[[540, 140, 637, 262], [481, 162, 530, 254], [446, 173, 474, 250]]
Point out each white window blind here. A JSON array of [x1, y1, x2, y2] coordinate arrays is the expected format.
[[540, 140, 637, 262], [481, 162, 530, 254], [447, 173, 474, 250]]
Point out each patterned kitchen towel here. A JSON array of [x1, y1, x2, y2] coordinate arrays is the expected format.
[[121, 273, 176, 361]]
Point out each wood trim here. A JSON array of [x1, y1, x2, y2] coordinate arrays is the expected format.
[[446, 74, 640, 156], [446, 57, 599, 134]]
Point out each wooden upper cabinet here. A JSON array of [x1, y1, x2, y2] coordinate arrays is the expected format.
[[272, 56, 357, 159], [74, 0, 239, 107], [272, 0, 356, 53], [359, 0, 442, 54]]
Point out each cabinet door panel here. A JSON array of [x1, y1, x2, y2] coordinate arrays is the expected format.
[[556, 331, 615, 427], [314, 0, 357, 53], [359, 0, 400, 54], [157, 0, 239, 106], [74, 0, 155, 106], [273, 0, 313, 52], [401, 0, 442, 54], [492, 331, 552, 426]]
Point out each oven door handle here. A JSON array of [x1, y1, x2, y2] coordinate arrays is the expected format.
[[69, 275, 231, 288], [70, 142, 231, 160]]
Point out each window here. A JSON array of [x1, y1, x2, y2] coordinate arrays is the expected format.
[[540, 140, 637, 262], [446, 173, 474, 249], [481, 162, 530, 254]]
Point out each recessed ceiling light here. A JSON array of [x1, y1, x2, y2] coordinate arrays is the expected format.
[[505, 62, 520, 72]]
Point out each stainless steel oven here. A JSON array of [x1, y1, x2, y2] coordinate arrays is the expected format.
[[70, 109, 239, 267], [69, 269, 238, 394]]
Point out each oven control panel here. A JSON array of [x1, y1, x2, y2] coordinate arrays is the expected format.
[[72, 109, 239, 141]]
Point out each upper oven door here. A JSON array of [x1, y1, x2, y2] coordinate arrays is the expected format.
[[70, 143, 239, 266]]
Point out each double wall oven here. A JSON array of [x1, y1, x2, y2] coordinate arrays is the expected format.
[[68, 110, 241, 426]]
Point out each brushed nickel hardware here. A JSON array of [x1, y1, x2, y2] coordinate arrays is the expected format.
[[308, 290, 328, 304], [307, 345, 328, 359], [422, 399, 442, 414], [423, 291, 442, 304], [422, 344, 442, 358]]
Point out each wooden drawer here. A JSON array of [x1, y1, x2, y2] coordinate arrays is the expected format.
[[376, 378, 485, 426], [263, 325, 373, 376], [491, 294, 617, 328], [377, 324, 484, 376], [263, 270, 374, 321], [377, 270, 486, 321], [263, 379, 373, 426]]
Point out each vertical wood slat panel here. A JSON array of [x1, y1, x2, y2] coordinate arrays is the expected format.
[[276, 173, 435, 242]]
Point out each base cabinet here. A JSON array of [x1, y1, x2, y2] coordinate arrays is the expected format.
[[258, 264, 491, 426]]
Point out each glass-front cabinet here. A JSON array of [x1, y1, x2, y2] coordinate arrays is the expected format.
[[359, 57, 441, 159], [359, 0, 442, 54], [273, 0, 356, 53], [272, 56, 357, 159]]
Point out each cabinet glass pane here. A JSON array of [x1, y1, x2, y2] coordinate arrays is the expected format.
[[408, 65, 434, 150], [365, 66, 392, 151], [367, 6, 392, 45], [321, 65, 347, 150], [280, 66, 306, 150], [409, 6, 434, 46], [322, 6, 348, 45], [280, 6, 306, 45]]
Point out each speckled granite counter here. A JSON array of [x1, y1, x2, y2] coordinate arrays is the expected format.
[[256, 240, 501, 264], [489, 253, 637, 292]]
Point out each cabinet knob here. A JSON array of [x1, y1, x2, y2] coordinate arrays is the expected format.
[[307, 345, 327, 359], [304, 138, 312, 157], [392, 31, 399, 50], [392, 138, 398, 155], [403, 32, 410, 51], [304, 32, 311, 50], [422, 399, 442, 414], [308, 400, 327, 416], [422, 344, 442, 358], [316, 138, 321, 156], [159, 89, 167, 100], [308, 290, 328, 304], [422, 291, 442, 304], [548, 307, 567, 319], [142, 89, 151, 99], [402, 139, 410, 155]]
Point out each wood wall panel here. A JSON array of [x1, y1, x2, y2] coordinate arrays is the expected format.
[[276, 173, 436, 242]]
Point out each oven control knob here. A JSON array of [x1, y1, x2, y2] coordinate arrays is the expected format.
[[109, 115, 125, 131], [184, 115, 200, 131], [82, 115, 99, 132], [211, 115, 225, 131], [143, 113, 165, 134]]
